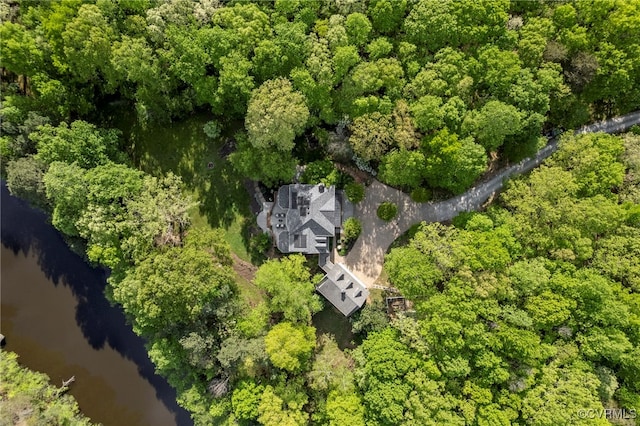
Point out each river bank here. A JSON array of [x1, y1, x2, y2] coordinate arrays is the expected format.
[[1, 183, 192, 426]]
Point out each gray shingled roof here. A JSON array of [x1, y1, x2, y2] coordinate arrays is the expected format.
[[316, 263, 369, 316], [269, 184, 341, 254]]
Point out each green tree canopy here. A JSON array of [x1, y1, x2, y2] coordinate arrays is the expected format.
[[245, 78, 310, 151], [254, 254, 322, 324], [264, 322, 316, 373], [113, 228, 236, 337], [32, 121, 122, 168]]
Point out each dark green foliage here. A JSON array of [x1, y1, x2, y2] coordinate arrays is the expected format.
[[377, 201, 398, 221], [248, 232, 271, 263], [345, 182, 365, 203], [350, 301, 389, 336], [230, 132, 296, 187], [410, 187, 431, 203], [301, 159, 342, 186]]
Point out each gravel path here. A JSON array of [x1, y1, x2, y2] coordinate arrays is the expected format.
[[343, 111, 640, 286]]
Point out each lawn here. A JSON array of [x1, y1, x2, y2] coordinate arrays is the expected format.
[[121, 112, 263, 301]]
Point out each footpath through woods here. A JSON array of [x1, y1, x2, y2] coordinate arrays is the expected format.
[[343, 111, 640, 287]]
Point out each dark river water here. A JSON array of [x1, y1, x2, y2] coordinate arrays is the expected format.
[[0, 183, 193, 426]]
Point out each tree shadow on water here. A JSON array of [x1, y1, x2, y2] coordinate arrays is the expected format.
[[1, 182, 193, 426]]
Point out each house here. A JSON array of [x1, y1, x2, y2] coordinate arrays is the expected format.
[[258, 184, 346, 254], [257, 184, 368, 316], [316, 262, 369, 316]]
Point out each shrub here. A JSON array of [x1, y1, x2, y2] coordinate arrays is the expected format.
[[203, 121, 222, 139], [342, 217, 362, 244], [410, 187, 432, 203], [377, 202, 398, 221], [345, 182, 365, 203], [249, 233, 271, 263], [302, 160, 342, 186]]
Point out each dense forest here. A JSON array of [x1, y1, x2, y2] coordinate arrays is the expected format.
[[1, 0, 640, 425]]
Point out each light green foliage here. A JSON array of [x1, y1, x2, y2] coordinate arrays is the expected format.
[[44, 161, 193, 269], [371, 132, 640, 425], [520, 359, 610, 426], [345, 182, 365, 203], [307, 335, 355, 393], [376, 201, 398, 221], [264, 322, 316, 373], [245, 78, 309, 151], [548, 133, 625, 197], [32, 121, 122, 168], [6, 156, 49, 210], [404, 0, 459, 52], [333, 45, 360, 82], [254, 254, 322, 324], [348, 112, 394, 161], [257, 385, 308, 426], [411, 95, 445, 133], [0, 22, 45, 77], [366, 37, 393, 60], [462, 101, 524, 151], [232, 381, 264, 421], [5, 2, 640, 424], [326, 390, 365, 426], [0, 351, 97, 426], [619, 133, 640, 203], [42, 161, 89, 236], [203, 121, 221, 139], [61, 4, 116, 86], [344, 13, 372, 46], [113, 228, 235, 336], [422, 128, 487, 194], [392, 100, 421, 149], [341, 217, 362, 245], [379, 149, 425, 189], [386, 223, 462, 298], [237, 303, 270, 339], [214, 53, 255, 116]]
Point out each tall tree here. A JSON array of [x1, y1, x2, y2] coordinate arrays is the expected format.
[[422, 129, 487, 194], [254, 254, 322, 324], [245, 78, 310, 151], [113, 228, 236, 337], [264, 322, 316, 373]]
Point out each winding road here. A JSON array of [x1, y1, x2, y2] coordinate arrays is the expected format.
[[342, 110, 640, 287]]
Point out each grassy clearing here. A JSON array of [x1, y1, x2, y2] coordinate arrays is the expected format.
[[235, 273, 264, 308], [123, 113, 266, 307], [125, 113, 254, 262]]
